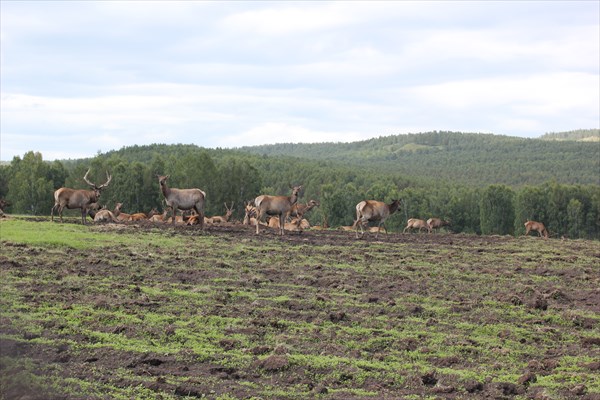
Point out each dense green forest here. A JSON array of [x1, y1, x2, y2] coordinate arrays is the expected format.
[[1, 131, 599, 239], [238, 131, 600, 186]]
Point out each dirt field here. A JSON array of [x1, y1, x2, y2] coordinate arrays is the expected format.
[[1, 219, 599, 399]]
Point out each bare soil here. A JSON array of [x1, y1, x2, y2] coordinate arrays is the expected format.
[[1, 220, 599, 399]]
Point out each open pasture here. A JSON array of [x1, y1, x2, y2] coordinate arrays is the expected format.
[[1, 218, 599, 399]]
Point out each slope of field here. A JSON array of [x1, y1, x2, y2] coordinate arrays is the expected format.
[[1, 218, 599, 399]]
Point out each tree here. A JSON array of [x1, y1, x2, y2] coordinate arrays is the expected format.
[[514, 186, 547, 235], [480, 185, 515, 235], [7, 151, 54, 215], [567, 198, 584, 239]]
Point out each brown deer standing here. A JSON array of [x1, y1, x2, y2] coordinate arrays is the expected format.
[[403, 218, 430, 233], [427, 218, 451, 233], [524, 220, 549, 239], [353, 199, 400, 238], [157, 175, 206, 229], [254, 185, 302, 235], [51, 169, 112, 224]]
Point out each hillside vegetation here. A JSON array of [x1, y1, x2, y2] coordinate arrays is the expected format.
[[238, 131, 600, 187], [1, 131, 599, 239]]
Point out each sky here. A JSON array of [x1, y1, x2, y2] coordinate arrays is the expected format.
[[1, 1, 599, 161]]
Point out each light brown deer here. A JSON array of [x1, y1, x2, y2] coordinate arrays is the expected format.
[[353, 199, 400, 238], [51, 169, 112, 224], [289, 199, 320, 220], [149, 208, 169, 222], [403, 218, 430, 233], [157, 175, 206, 230], [427, 218, 451, 233], [206, 202, 234, 224], [93, 208, 119, 223], [113, 203, 132, 221], [254, 185, 302, 235], [524, 220, 549, 239]]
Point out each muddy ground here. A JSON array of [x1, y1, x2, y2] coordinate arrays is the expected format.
[[1, 219, 599, 399]]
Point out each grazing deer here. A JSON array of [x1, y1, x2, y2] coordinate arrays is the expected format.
[[254, 185, 303, 235], [157, 175, 206, 230], [403, 218, 430, 233], [427, 218, 451, 233], [524, 220, 549, 239], [93, 208, 119, 223], [51, 169, 112, 224], [353, 199, 400, 238], [206, 202, 234, 224]]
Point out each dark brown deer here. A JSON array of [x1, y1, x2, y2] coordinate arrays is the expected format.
[[353, 199, 400, 238], [51, 169, 112, 224], [403, 218, 430, 233], [206, 202, 234, 224], [427, 218, 451, 233], [524, 220, 549, 239], [254, 185, 302, 235], [157, 175, 206, 229]]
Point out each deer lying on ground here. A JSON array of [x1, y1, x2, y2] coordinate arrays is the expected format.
[[353, 199, 400, 238], [93, 207, 119, 223], [524, 220, 549, 239], [254, 185, 302, 235], [52, 169, 112, 224], [158, 175, 206, 230], [86, 202, 102, 221], [113, 203, 132, 221], [268, 216, 310, 231], [427, 218, 451, 233], [130, 208, 156, 221], [149, 209, 169, 222], [403, 218, 430, 233], [206, 202, 234, 224]]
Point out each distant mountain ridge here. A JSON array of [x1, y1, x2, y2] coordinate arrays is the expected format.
[[236, 131, 599, 186]]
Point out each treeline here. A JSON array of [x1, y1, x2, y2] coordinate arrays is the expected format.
[[540, 129, 600, 141], [239, 131, 600, 186], [1, 140, 598, 239]]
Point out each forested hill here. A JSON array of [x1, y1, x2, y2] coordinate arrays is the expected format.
[[238, 131, 599, 186]]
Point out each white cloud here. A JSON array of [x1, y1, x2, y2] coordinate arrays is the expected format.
[[1, 1, 598, 160], [217, 122, 364, 148]]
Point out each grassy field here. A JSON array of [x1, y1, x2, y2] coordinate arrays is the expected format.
[[1, 217, 599, 399]]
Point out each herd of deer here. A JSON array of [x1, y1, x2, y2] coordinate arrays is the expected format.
[[49, 169, 550, 239]]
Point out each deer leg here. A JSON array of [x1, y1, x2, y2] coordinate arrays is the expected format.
[[256, 211, 261, 234], [198, 211, 204, 230], [81, 208, 87, 225]]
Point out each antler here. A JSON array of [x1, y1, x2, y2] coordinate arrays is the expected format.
[[97, 171, 112, 190], [83, 169, 95, 187], [83, 169, 111, 189]]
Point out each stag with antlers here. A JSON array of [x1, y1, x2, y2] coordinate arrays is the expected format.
[[51, 169, 112, 224]]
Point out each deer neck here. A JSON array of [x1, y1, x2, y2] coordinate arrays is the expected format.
[[160, 182, 170, 198]]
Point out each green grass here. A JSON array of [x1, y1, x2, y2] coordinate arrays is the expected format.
[[1, 218, 599, 399]]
